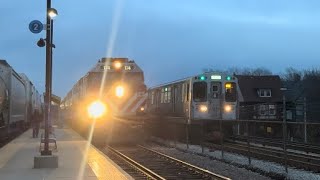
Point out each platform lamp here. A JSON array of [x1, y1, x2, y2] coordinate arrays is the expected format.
[[41, 3, 58, 156]]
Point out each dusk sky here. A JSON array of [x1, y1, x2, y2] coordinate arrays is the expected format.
[[1, 0, 320, 97]]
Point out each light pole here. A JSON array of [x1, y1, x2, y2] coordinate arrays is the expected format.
[[280, 87, 288, 173], [42, 0, 58, 155]]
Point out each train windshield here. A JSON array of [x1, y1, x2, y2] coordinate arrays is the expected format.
[[225, 82, 237, 102], [193, 82, 207, 102]]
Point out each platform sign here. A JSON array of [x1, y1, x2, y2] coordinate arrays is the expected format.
[[29, 20, 43, 34]]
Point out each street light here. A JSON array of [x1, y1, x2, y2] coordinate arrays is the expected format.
[[48, 8, 58, 19], [42, 0, 58, 156]]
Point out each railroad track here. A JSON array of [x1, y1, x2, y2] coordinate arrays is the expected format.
[[103, 145, 231, 180], [207, 141, 320, 172], [228, 135, 320, 154]]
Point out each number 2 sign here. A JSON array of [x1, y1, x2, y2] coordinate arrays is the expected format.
[[29, 20, 43, 34]]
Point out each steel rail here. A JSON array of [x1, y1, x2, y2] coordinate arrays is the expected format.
[[138, 145, 231, 180], [107, 145, 165, 180]]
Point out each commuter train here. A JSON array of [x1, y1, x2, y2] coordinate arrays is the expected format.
[[145, 72, 239, 141], [61, 58, 147, 139], [0, 60, 42, 140]]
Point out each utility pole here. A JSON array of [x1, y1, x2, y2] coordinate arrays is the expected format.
[[42, 0, 52, 156], [282, 95, 288, 173], [304, 97, 307, 143]]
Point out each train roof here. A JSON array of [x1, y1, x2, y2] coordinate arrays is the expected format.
[[62, 57, 144, 101], [0, 59, 25, 80], [149, 71, 234, 89], [88, 57, 143, 73]]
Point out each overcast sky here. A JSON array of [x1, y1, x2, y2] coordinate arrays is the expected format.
[[1, 0, 320, 97]]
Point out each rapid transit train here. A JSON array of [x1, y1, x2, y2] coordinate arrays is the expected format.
[[145, 72, 239, 140], [146, 72, 238, 121], [61, 58, 147, 141]]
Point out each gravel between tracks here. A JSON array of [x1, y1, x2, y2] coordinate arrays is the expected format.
[[146, 143, 271, 180], [147, 137, 320, 180]]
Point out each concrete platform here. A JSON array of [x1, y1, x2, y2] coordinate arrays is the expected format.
[[0, 128, 133, 180]]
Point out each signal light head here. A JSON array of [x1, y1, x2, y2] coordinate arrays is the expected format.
[[226, 76, 232, 81]]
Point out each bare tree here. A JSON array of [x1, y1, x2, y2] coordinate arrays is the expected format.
[[283, 67, 302, 82]]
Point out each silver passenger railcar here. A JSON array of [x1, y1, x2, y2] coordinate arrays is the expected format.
[[0, 60, 27, 137], [0, 60, 42, 139], [146, 72, 238, 122], [146, 72, 239, 142]]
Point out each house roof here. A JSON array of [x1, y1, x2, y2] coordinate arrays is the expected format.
[[236, 75, 283, 103]]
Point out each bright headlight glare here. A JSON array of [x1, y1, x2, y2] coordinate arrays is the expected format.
[[115, 85, 124, 97], [87, 100, 106, 118], [114, 61, 122, 69]]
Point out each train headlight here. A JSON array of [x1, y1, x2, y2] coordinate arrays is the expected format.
[[114, 61, 122, 69], [224, 105, 232, 112], [115, 85, 124, 97], [199, 105, 208, 112], [87, 100, 106, 118]]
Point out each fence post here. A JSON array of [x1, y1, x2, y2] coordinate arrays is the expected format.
[[174, 123, 177, 148], [186, 123, 189, 149], [246, 121, 251, 166], [304, 97, 307, 143], [220, 119, 224, 159], [201, 120, 204, 153], [282, 95, 288, 173]]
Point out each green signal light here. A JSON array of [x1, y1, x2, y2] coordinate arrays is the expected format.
[[226, 76, 231, 81], [200, 76, 206, 80]]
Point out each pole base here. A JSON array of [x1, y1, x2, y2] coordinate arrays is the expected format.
[[34, 155, 58, 168], [41, 150, 52, 156]]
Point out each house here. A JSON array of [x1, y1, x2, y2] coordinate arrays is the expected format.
[[236, 75, 283, 120]]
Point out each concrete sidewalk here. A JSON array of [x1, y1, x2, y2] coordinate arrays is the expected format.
[[0, 128, 132, 180]]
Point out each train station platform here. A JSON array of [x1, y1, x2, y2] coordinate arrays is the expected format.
[[0, 127, 133, 180]]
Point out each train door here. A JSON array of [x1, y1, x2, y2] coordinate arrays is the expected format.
[[173, 85, 180, 114], [209, 82, 222, 119], [183, 82, 191, 118]]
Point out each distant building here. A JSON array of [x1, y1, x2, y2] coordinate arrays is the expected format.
[[236, 75, 283, 120], [283, 78, 320, 123]]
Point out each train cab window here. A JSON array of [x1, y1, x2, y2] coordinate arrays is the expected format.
[[211, 84, 220, 99], [225, 82, 236, 102], [193, 82, 207, 102], [212, 85, 218, 92]]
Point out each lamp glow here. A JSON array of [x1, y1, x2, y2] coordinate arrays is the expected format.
[[48, 8, 58, 19], [199, 105, 208, 112], [114, 61, 122, 69], [224, 105, 232, 112]]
